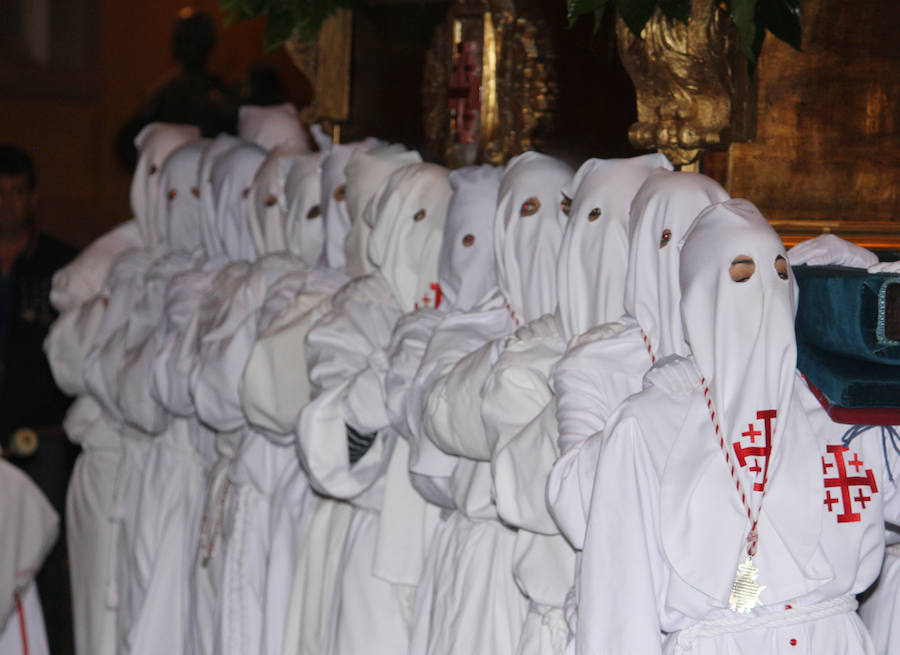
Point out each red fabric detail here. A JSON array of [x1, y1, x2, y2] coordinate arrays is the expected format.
[[822, 445, 879, 523], [732, 410, 776, 492], [430, 283, 443, 310], [804, 377, 900, 426], [16, 593, 29, 655]]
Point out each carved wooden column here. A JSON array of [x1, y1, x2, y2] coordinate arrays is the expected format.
[[423, 0, 557, 167], [284, 9, 353, 128], [616, 3, 756, 167]]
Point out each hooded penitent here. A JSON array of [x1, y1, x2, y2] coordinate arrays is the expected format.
[[295, 161, 452, 655], [130, 123, 201, 249], [397, 164, 505, 510], [572, 200, 900, 655], [238, 103, 310, 152], [246, 149, 303, 258], [493, 152, 574, 326], [319, 138, 383, 270], [283, 153, 324, 267], [345, 145, 422, 278], [436, 165, 505, 313], [411, 153, 572, 655], [555, 153, 673, 342], [366, 163, 452, 312], [156, 140, 209, 255], [679, 199, 799, 506], [624, 168, 730, 360], [548, 167, 727, 554], [197, 134, 243, 261], [208, 141, 267, 262]]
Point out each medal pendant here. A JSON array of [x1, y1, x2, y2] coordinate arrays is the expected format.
[[728, 558, 765, 613]]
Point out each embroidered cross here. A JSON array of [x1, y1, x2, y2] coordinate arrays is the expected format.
[[742, 423, 762, 443], [415, 283, 443, 311], [733, 409, 776, 492], [822, 445, 879, 523]]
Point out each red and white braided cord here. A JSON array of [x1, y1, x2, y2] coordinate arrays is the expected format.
[[701, 377, 771, 558], [640, 329, 656, 364]]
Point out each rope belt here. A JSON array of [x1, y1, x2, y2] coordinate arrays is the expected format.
[[674, 595, 858, 653]]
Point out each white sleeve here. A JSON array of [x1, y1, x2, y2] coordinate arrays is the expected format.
[[482, 316, 565, 534], [50, 220, 141, 314], [296, 276, 402, 499], [577, 412, 665, 655], [43, 296, 106, 396], [240, 291, 332, 436], [547, 327, 646, 548], [422, 339, 499, 460], [787, 234, 879, 268]]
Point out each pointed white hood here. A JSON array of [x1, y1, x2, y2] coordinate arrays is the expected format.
[[156, 140, 209, 254], [555, 153, 672, 342], [437, 164, 504, 312], [130, 122, 200, 248], [283, 153, 324, 266], [238, 102, 310, 151], [367, 163, 453, 310], [680, 199, 799, 495], [320, 138, 383, 269], [197, 134, 243, 260], [493, 152, 573, 325], [344, 144, 422, 278], [247, 148, 304, 256], [208, 141, 267, 262], [624, 168, 729, 359]]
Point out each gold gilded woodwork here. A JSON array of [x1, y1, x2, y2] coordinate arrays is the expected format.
[[701, 0, 900, 250], [616, 3, 755, 167], [284, 9, 353, 124], [771, 220, 900, 250], [423, 0, 556, 167], [481, 11, 499, 150]]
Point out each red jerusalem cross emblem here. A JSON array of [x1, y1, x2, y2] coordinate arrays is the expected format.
[[732, 409, 776, 492], [822, 445, 878, 523], [414, 283, 443, 311]]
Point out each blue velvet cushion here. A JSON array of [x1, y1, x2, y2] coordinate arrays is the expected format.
[[797, 339, 900, 408], [793, 265, 900, 365]]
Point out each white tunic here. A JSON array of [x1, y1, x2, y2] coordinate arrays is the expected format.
[[579, 359, 899, 655], [416, 152, 573, 655], [0, 460, 57, 655], [297, 163, 452, 655]]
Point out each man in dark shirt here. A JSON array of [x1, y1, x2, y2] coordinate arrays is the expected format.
[[0, 144, 77, 655]]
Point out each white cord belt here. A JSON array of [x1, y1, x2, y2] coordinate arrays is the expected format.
[[674, 595, 858, 653]]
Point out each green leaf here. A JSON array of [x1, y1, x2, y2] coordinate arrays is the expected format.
[[658, 0, 691, 23], [757, 0, 801, 52], [615, 0, 659, 38], [567, 0, 611, 27], [263, 7, 296, 50], [726, 0, 759, 62]]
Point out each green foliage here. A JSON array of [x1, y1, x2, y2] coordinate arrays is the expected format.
[[566, 0, 802, 64], [220, 0, 357, 50]]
